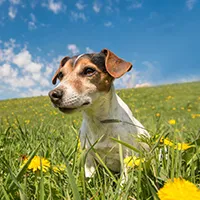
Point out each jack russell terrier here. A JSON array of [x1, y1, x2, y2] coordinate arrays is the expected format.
[[49, 48, 150, 177]]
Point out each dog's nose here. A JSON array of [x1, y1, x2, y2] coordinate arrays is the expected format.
[[49, 89, 63, 101]]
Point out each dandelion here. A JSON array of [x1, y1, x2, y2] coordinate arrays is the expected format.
[[174, 143, 193, 151], [168, 119, 176, 125], [187, 109, 191, 112], [157, 178, 200, 200], [22, 155, 50, 172], [53, 164, 66, 173], [172, 107, 176, 110], [25, 120, 30, 124], [166, 95, 173, 100], [165, 96, 174, 101], [156, 113, 161, 117], [191, 114, 200, 119], [124, 156, 145, 168], [160, 138, 174, 147]]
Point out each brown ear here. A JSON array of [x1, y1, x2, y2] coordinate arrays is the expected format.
[[101, 48, 132, 78], [52, 56, 70, 85]]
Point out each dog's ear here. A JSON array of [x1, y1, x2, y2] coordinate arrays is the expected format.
[[52, 56, 70, 85], [101, 48, 132, 78]]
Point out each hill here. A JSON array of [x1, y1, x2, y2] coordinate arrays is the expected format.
[[0, 81, 200, 199], [1, 81, 200, 132]]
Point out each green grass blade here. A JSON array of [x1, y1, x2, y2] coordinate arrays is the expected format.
[[111, 137, 141, 154], [2, 185, 11, 200], [60, 150, 81, 200], [39, 157, 45, 200]]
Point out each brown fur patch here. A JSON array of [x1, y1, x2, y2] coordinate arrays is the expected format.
[[56, 55, 113, 94]]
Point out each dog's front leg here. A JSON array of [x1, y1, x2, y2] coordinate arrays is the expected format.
[[85, 152, 96, 178]]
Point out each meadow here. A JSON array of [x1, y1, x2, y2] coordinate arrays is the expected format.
[[0, 81, 200, 200]]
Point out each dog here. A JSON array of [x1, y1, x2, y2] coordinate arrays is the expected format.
[[49, 48, 150, 177]]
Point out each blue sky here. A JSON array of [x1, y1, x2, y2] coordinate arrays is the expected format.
[[0, 0, 200, 100]]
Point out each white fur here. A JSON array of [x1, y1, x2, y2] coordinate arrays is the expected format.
[[80, 85, 149, 177], [73, 54, 85, 67]]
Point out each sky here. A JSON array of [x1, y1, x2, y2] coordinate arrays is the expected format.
[[0, 0, 200, 100]]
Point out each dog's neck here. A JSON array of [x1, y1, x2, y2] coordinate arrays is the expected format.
[[82, 84, 120, 122]]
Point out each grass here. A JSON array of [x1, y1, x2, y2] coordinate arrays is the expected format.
[[0, 81, 200, 199]]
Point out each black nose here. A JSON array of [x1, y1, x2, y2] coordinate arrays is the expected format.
[[49, 89, 63, 101]]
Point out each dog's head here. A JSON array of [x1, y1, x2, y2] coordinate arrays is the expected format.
[[48, 48, 132, 113]]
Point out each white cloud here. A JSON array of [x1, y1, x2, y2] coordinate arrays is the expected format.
[[67, 44, 80, 55], [0, 39, 60, 99], [25, 62, 42, 73], [128, 0, 142, 9], [115, 60, 160, 89], [8, 6, 17, 19], [13, 49, 42, 74], [30, 13, 36, 22], [93, 1, 101, 13], [135, 83, 151, 88], [28, 21, 37, 30], [28, 13, 37, 30], [0, 39, 17, 62], [86, 47, 94, 53], [115, 69, 138, 88], [42, 0, 65, 14], [9, 0, 20, 4], [186, 0, 197, 10], [4, 76, 36, 88], [75, 1, 86, 10], [13, 50, 32, 67], [20, 88, 49, 97], [104, 21, 113, 27], [0, 63, 18, 77], [142, 61, 155, 69], [172, 75, 200, 84], [70, 11, 87, 21], [44, 66, 53, 76]]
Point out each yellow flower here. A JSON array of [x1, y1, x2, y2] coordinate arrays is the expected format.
[[156, 113, 161, 117], [22, 156, 50, 172], [53, 164, 66, 173], [172, 107, 176, 110], [174, 143, 193, 151], [191, 114, 200, 119], [160, 138, 174, 147], [25, 120, 30, 124], [188, 109, 191, 112], [157, 178, 200, 200], [124, 156, 145, 168], [168, 119, 176, 125], [166, 95, 173, 100]]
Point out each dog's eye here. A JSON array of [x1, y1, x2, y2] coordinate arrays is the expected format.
[[57, 72, 63, 79], [83, 67, 96, 76]]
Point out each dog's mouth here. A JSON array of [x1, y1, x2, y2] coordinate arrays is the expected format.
[[57, 101, 91, 113], [58, 107, 77, 113]]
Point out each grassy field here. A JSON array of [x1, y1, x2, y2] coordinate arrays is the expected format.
[[0, 81, 200, 200]]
